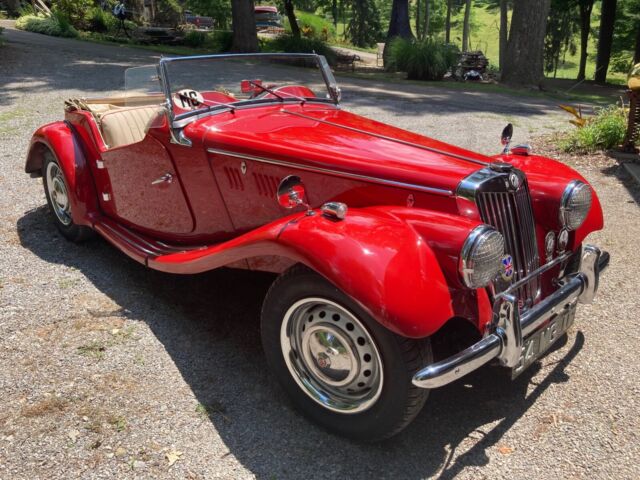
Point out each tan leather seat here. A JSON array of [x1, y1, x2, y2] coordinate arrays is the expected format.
[[100, 106, 165, 149]]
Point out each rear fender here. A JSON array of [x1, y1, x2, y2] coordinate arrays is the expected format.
[[151, 206, 485, 338], [25, 121, 99, 227]]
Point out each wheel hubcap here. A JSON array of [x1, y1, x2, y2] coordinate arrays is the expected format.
[[280, 298, 383, 413], [46, 162, 72, 226]]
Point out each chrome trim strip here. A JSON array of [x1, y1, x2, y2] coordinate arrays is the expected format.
[[413, 245, 609, 389], [206, 148, 454, 196], [282, 109, 490, 167]]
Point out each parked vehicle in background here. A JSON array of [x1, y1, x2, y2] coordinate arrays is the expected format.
[[184, 10, 214, 30], [255, 5, 284, 34], [25, 53, 609, 441]]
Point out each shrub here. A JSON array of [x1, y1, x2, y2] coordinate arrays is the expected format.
[[559, 106, 627, 153], [204, 30, 233, 52], [183, 29, 207, 47], [263, 34, 336, 65], [87, 6, 116, 33], [290, 12, 335, 42], [15, 14, 78, 38], [52, 0, 93, 29], [388, 37, 459, 81]]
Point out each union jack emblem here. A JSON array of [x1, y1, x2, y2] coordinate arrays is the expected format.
[[501, 255, 514, 281]]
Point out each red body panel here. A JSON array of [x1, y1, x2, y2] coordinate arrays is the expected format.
[[149, 207, 487, 337], [26, 101, 605, 339], [25, 121, 99, 227]]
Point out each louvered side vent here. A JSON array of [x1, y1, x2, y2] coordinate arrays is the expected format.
[[477, 184, 540, 307], [223, 166, 244, 190], [253, 173, 280, 197]]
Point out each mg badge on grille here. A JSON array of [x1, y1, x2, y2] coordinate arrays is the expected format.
[[501, 254, 515, 281], [509, 172, 520, 190]]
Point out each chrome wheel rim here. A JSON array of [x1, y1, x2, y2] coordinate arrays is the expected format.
[[280, 297, 383, 413], [46, 161, 72, 226]]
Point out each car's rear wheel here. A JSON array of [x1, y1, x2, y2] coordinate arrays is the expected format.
[[261, 265, 432, 441], [42, 150, 93, 242]]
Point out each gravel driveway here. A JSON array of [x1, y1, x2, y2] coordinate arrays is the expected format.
[[1, 24, 638, 480]]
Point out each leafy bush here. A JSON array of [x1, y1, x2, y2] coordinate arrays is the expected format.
[[293, 12, 335, 42], [388, 37, 459, 80], [559, 106, 627, 153], [204, 30, 233, 52], [86, 6, 116, 33], [16, 14, 78, 38], [262, 34, 336, 65], [183, 29, 207, 47], [52, 0, 93, 29]]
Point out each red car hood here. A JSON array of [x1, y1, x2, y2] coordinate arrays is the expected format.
[[193, 104, 493, 194]]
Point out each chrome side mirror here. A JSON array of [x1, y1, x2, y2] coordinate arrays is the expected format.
[[277, 175, 310, 211], [501, 123, 513, 154]]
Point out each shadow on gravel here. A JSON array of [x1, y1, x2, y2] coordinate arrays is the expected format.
[[601, 161, 640, 207], [17, 206, 584, 480]]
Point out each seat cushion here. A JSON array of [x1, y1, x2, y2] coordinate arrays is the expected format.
[[100, 106, 164, 149]]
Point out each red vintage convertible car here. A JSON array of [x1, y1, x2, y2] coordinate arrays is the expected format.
[[25, 53, 609, 440]]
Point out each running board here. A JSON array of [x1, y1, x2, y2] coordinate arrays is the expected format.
[[93, 217, 204, 266]]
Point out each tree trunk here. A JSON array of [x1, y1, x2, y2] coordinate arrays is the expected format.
[[502, 0, 552, 86], [462, 0, 472, 52], [231, 0, 258, 52], [384, 0, 414, 68], [499, 0, 508, 70], [594, 0, 617, 84], [416, 0, 421, 39], [332, 0, 338, 27], [577, 0, 594, 81], [445, 0, 452, 43], [423, 0, 430, 38], [284, 0, 300, 38]]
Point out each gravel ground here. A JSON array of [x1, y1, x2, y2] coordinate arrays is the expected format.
[[1, 24, 639, 480]]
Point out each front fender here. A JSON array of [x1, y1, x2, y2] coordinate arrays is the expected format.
[[498, 154, 604, 247], [25, 121, 99, 227], [151, 206, 485, 338]]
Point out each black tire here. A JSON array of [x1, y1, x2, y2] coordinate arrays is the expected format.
[[261, 265, 432, 441], [42, 150, 94, 243]]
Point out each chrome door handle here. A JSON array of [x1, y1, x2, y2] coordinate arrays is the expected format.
[[151, 173, 173, 185]]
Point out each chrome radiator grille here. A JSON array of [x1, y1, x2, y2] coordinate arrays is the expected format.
[[476, 183, 541, 307]]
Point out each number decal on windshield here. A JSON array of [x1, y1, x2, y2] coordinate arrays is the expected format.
[[173, 89, 204, 110]]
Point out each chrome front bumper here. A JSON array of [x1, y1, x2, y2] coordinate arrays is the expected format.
[[413, 245, 610, 389]]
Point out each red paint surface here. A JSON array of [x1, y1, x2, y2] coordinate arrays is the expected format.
[[25, 101, 606, 338]]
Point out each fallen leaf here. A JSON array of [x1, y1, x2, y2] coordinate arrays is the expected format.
[[166, 450, 183, 467], [497, 445, 514, 455]]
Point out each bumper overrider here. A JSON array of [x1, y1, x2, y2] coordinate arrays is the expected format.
[[413, 245, 610, 388]]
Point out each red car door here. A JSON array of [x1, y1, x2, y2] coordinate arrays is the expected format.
[[100, 135, 194, 235]]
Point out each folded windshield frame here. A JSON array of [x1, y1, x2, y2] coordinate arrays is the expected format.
[[158, 53, 340, 128]]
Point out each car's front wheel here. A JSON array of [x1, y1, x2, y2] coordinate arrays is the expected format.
[[42, 150, 93, 242], [261, 265, 432, 441]]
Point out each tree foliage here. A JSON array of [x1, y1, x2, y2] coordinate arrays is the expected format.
[[544, 0, 578, 76], [347, 0, 383, 47]]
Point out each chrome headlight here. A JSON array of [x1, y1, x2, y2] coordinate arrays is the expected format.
[[560, 181, 592, 231], [459, 226, 505, 289]]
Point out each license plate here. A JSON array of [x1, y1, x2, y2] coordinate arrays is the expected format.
[[511, 306, 576, 379]]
